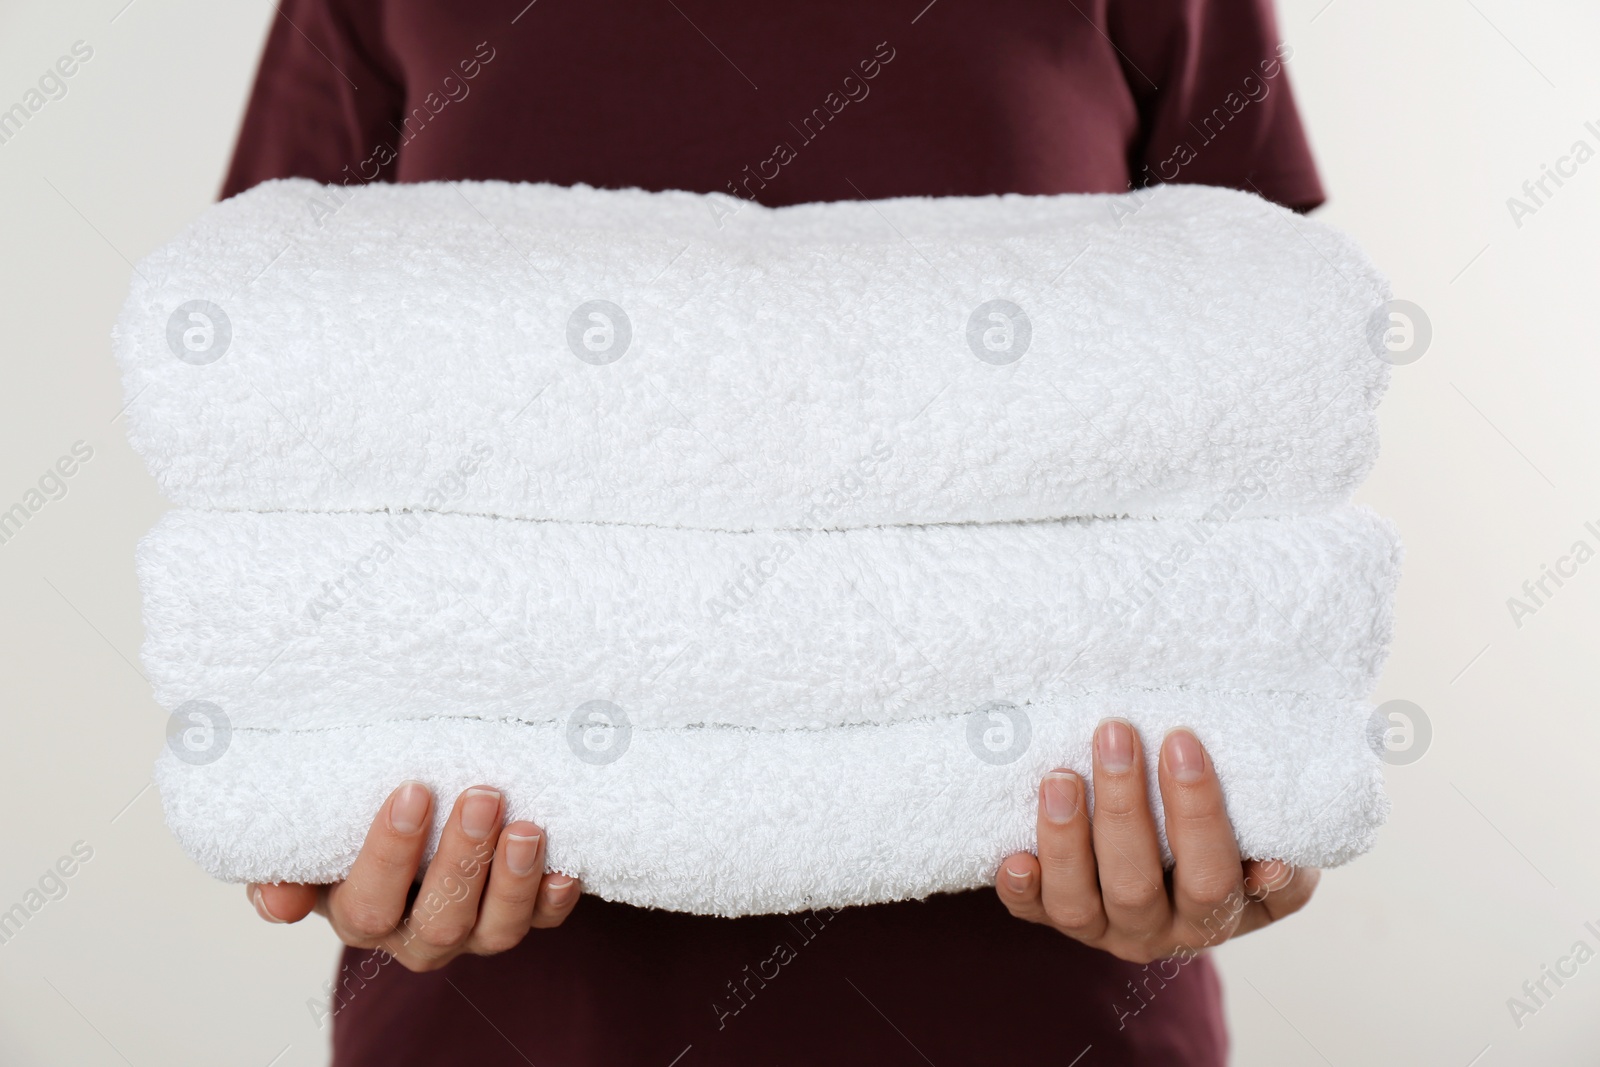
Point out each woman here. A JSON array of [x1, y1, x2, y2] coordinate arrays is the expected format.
[[229, 2, 1324, 1062]]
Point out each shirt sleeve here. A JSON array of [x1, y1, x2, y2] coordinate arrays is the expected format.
[[219, 0, 404, 200], [1108, 0, 1325, 211]]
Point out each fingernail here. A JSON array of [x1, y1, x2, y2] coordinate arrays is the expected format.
[[389, 781, 431, 835], [1164, 728, 1206, 783], [461, 788, 502, 841], [1096, 719, 1135, 774], [544, 875, 576, 906], [251, 885, 286, 924], [505, 829, 542, 876], [1003, 862, 1033, 893], [1042, 770, 1079, 824]]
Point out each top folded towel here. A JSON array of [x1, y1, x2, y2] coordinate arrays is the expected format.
[[114, 180, 1389, 529]]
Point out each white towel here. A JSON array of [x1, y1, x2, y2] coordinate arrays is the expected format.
[[119, 180, 1401, 916], [140, 505, 1398, 914], [155, 694, 1385, 917], [139, 507, 1399, 732], [114, 179, 1389, 528]]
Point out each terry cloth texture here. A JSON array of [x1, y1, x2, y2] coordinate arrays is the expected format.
[[138, 508, 1400, 733], [114, 178, 1390, 529], [119, 180, 1400, 915], [154, 694, 1385, 916]]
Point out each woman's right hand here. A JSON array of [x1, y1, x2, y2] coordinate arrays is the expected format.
[[244, 782, 581, 972]]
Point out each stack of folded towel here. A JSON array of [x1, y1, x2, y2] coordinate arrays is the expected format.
[[116, 179, 1400, 917]]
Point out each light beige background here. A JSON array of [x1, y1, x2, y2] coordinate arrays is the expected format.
[[1, 1, 1596, 1063]]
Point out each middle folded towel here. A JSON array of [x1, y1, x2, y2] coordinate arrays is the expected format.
[[140, 506, 1399, 733]]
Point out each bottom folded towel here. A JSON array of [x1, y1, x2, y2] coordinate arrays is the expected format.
[[154, 689, 1386, 916]]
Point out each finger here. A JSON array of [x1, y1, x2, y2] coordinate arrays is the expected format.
[[392, 786, 503, 969], [325, 781, 433, 947], [1033, 770, 1107, 941], [1089, 719, 1170, 940], [249, 882, 318, 924], [467, 821, 546, 954], [529, 873, 582, 929], [1158, 728, 1246, 947], [994, 851, 1046, 923], [1235, 862, 1320, 937], [1242, 857, 1297, 901]]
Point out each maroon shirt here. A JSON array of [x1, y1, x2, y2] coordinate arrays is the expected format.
[[223, 3, 1323, 1064]]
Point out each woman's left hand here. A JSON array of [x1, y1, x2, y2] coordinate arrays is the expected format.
[[995, 719, 1319, 963]]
